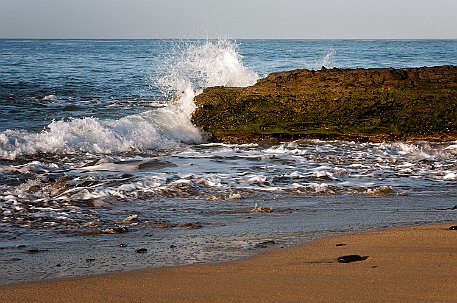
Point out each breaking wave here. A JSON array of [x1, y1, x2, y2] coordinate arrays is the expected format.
[[0, 40, 259, 160]]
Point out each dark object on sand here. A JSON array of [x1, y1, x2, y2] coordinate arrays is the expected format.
[[449, 226, 457, 230], [136, 248, 148, 253], [337, 255, 369, 263]]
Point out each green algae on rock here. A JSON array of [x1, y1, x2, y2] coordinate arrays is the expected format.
[[191, 66, 457, 143]]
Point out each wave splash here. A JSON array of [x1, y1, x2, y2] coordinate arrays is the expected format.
[[318, 48, 336, 69], [0, 40, 259, 160]]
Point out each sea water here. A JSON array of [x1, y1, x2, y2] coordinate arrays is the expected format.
[[1, 39, 456, 284]]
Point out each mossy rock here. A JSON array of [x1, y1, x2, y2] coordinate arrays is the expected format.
[[192, 66, 457, 143]]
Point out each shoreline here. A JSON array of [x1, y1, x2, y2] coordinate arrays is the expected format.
[[2, 223, 456, 303], [2, 192, 455, 286]]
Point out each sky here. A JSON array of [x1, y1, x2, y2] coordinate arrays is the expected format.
[[1, 0, 456, 39]]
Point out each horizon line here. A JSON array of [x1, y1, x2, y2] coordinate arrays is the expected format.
[[1, 37, 456, 41]]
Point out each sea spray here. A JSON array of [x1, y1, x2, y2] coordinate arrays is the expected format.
[[156, 39, 258, 94], [318, 48, 336, 69], [152, 39, 259, 145], [0, 40, 259, 160]]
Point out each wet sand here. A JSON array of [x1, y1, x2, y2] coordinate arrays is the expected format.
[[1, 223, 456, 303]]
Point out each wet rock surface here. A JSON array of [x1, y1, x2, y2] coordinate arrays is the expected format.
[[192, 66, 457, 143]]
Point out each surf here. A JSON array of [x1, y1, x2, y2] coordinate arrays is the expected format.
[[0, 39, 259, 160]]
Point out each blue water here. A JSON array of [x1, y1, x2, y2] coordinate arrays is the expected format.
[[0, 39, 456, 284], [1, 39, 456, 132]]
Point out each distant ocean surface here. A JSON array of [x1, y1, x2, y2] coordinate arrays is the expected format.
[[1, 39, 456, 284]]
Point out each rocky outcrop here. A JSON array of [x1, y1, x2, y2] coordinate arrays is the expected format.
[[192, 66, 457, 143]]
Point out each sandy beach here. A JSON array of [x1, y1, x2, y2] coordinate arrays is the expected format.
[[1, 223, 456, 303]]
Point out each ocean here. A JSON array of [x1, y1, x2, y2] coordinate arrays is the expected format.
[[1, 39, 456, 284]]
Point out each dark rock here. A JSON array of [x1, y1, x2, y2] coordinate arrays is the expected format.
[[85, 258, 96, 263], [255, 240, 276, 248], [251, 205, 274, 213], [192, 66, 457, 143], [449, 226, 457, 230], [337, 254, 369, 263], [119, 243, 128, 248], [26, 249, 48, 254], [136, 248, 148, 253], [178, 222, 203, 229], [335, 243, 347, 247]]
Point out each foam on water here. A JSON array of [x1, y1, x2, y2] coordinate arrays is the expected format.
[[1, 139, 457, 234], [0, 40, 259, 160], [42, 94, 58, 101]]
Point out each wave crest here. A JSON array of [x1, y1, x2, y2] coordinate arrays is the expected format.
[[0, 39, 258, 159]]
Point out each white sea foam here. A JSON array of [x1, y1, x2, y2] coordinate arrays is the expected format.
[[0, 40, 259, 160], [0, 116, 185, 158], [443, 172, 456, 180], [2, 140, 457, 232], [42, 94, 58, 101]]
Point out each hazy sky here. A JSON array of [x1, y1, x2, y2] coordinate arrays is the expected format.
[[1, 0, 456, 39]]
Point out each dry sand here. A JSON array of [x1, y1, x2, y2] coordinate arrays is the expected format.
[[1, 224, 457, 303]]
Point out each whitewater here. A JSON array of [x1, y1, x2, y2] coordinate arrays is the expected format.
[[0, 39, 456, 284], [0, 40, 257, 159]]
